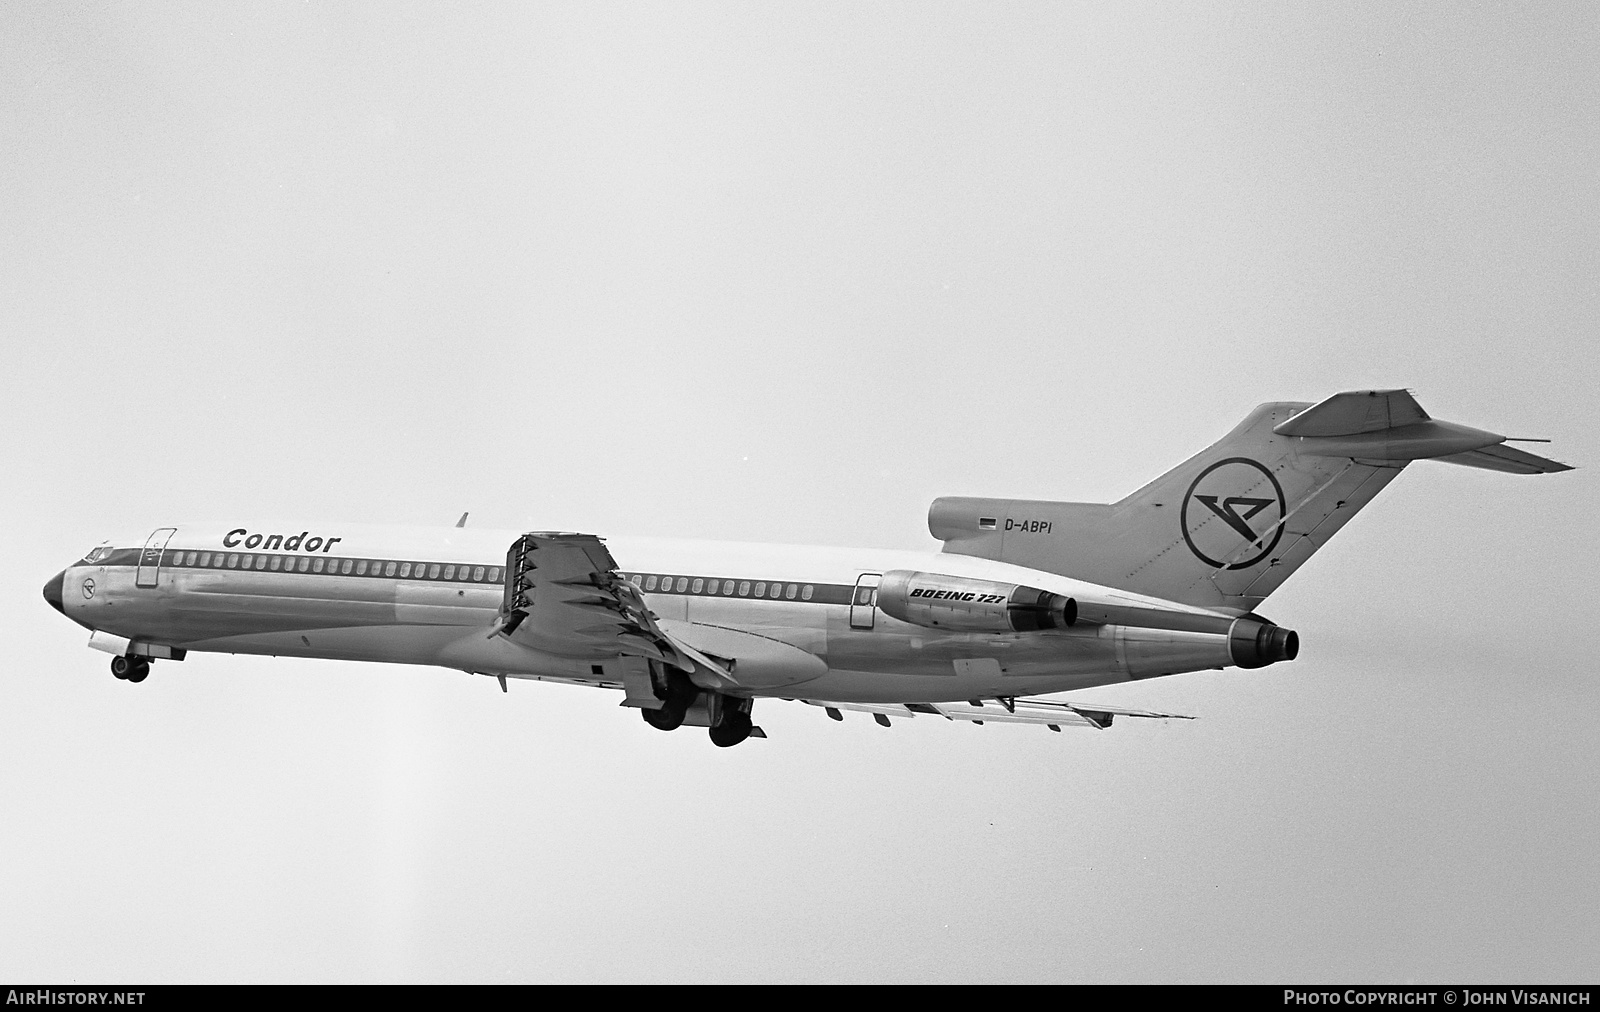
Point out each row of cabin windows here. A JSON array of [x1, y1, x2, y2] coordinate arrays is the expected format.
[[168, 551, 501, 583], [628, 573, 814, 601]]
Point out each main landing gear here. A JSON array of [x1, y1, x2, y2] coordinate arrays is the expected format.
[[640, 668, 697, 731], [708, 705, 753, 748], [638, 666, 756, 747], [110, 655, 150, 683]]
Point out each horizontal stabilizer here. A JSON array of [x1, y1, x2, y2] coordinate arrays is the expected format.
[[1273, 389, 1428, 437], [1275, 391, 1572, 469], [1433, 443, 1574, 474]]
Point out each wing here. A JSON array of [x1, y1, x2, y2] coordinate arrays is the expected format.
[[492, 532, 727, 678], [800, 697, 1192, 731], [490, 533, 1190, 738]]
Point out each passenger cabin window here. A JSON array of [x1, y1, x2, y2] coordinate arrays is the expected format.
[[675, 577, 688, 592], [738, 581, 750, 596], [723, 582, 735, 595], [785, 584, 797, 599], [692, 579, 703, 593], [802, 585, 814, 600], [488, 567, 500, 582], [645, 576, 658, 590], [472, 566, 484, 581], [753, 582, 765, 597]]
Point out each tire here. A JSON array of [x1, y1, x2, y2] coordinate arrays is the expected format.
[[124, 659, 150, 684], [110, 656, 131, 680], [640, 670, 698, 731], [641, 703, 686, 731], [708, 710, 752, 748]]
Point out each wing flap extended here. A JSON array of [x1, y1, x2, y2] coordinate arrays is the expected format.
[[495, 532, 682, 662], [801, 697, 1191, 731], [491, 531, 743, 693]]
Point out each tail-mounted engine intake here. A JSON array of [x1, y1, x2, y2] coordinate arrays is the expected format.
[[1228, 616, 1299, 669], [877, 571, 1077, 633]]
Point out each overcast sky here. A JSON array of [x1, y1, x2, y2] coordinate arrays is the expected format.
[[3, 2, 1597, 983]]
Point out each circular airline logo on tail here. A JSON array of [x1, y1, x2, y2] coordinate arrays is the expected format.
[[1180, 457, 1287, 570]]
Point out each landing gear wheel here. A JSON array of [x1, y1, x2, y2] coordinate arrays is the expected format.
[[641, 703, 687, 731], [124, 658, 150, 683], [709, 709, 753, 748], [640, 669, 697, 732], [110, 656, 131, 680]]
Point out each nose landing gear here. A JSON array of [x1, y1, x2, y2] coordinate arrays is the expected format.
[[110, 655, 150, 683]]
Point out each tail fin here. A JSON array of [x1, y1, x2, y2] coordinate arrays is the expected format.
[[931, 390, 1571, 612]]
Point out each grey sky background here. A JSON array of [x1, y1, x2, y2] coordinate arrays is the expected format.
[[3, 2, 1597, 983]]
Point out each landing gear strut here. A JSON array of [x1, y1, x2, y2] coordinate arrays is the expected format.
[[111, 655, 150, 683]]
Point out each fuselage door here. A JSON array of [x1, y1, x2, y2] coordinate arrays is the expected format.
[[849, 573, 882, 630], [135, 528, 177, 588]]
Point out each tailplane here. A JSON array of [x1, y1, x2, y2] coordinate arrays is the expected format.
[[932, 390, 1570, 612]]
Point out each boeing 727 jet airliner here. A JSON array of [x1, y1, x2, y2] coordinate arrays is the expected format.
[[42, 390, 1570, 746]]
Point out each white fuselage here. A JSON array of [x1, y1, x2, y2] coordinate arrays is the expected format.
[[54, 521, 1246, 702]]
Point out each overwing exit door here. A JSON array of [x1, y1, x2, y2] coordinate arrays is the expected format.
[[136, 528, 176, 588], [849, 573, 881, 630]]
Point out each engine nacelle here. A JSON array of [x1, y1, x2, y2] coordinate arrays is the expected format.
[[876, 570, 1077, 633], [1228, 616, 1300, 669]]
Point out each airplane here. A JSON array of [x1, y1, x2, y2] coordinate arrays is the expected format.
[[42, 389, 1570, 747]]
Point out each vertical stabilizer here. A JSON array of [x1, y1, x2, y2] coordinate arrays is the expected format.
[[931, 390, 1568, 612]]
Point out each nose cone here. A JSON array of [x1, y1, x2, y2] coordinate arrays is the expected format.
[[43, 570, 65, 614]]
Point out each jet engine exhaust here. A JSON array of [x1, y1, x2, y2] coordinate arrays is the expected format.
[[1228, 617, 1299, 669]]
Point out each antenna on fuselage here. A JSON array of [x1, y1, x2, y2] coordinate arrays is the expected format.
[[456, 512, 469, 528]]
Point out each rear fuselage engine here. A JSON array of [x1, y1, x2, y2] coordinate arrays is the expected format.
[[876, 570, 1077, 633]]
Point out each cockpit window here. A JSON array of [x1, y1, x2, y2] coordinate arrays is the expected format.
[[81, 545, 112, 564]]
